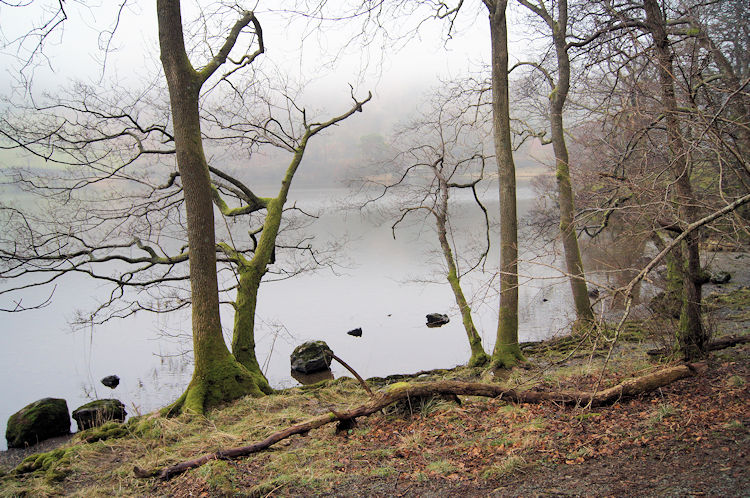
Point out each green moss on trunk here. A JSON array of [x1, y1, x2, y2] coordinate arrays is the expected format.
[[167, 353, 265, 416], [492, 306, 525, 369]]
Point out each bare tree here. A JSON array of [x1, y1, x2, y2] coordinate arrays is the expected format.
[[363, 85, 491, 367], [484, 0, 524, 367], [514, 0, 594, 323], [569, 0, 749, 358], [1, 2, 370, 414]]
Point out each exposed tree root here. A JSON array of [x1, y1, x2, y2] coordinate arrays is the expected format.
[[135, 362, 705, 481]]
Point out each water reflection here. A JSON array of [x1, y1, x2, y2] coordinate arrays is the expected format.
[[291, 369, 335, 385], [580, 228, 657, 310]]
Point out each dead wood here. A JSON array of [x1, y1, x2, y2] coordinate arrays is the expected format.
[[647, 336, 749, 357], [330, 352, 373, 397], [135, 362, 705, 481]]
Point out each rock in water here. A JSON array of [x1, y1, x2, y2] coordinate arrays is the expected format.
[[426, 313, 450, 328], [290, 340, 334, 374], [710, 271, 731, 284], [72, 399, 127, 431], [6, 397, 70, 448], [347, 327, 363, 337], [101, 375, 120, 389]]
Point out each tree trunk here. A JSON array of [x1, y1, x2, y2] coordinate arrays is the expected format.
[[643, 0, 706, 359], [548, 0, 593, 322], [157, 0, 267, 414], [230, 146, 304, 377], [487, 0, 523, 368], [435, 177, 489, 366]]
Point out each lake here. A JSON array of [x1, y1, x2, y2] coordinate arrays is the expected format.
[[0, 182, 579, 449]]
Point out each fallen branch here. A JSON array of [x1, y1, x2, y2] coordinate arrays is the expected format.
[[330, 352, 373, 397], [135, 362, 705, 481], [647, 335, 749, 357]]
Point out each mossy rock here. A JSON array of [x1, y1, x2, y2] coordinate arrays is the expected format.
[[76, 421, 129, 443], [14, 447, 71, 474], [5, 398, 70, 449], [72, 399, 126, 431], [290, 340, 333, 374]]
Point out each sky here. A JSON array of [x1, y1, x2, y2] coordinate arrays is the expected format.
[[0, 1, 551, 189]]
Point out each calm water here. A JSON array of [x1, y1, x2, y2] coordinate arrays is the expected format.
[[0, 184, 578, 448]]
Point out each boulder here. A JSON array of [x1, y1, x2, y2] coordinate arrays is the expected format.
[[290, 340, 333, 374], [6, 397, 70, 448], [101, 375, 120, 389], [710, 271, 731, 285], [347, 327, 363, 337], [72, 399, 127, 431], [426, 313, 449, 328]]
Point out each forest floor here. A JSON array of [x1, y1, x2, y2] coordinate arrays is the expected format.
[[1, 253, 748, 497]]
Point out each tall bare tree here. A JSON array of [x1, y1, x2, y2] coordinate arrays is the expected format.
[[515, 0, 594, 323], [484, 0, 524, 367], [363, 86, 491, 367], [1, 2, 370, 414]]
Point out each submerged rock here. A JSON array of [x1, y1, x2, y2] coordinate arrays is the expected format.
[[347, 327, 363, 337], [6, 397, 70, 448], [426, 313, 450, 328], [290, 340, 334, 374], [101, 375, 120, 389], [72, 399, 127, 431]]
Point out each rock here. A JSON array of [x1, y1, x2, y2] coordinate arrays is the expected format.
[[347, 327, 363, 337], [6, 398, 70, 448], [101, 375, 120, 389], [588, 288, 600, 299], [426, 313, 449, 328], [290, 340, 333, 374], [71, 399, 127, 431], [710, 271, 731, 284]]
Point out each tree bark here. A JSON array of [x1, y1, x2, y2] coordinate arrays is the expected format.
[[137, 362, 705, 480], [486, 0, 523, 368], [643, 0, 706, 359], [157, 1, 267, 414]]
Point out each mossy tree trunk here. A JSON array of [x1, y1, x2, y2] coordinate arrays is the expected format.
[[157, 1, 268, 414], [486, 0, 524, 368], [643, 0, 706, 359], [518, 0, 593, 323], [433, 169, 490, 367], [212, 96, 370, 385]]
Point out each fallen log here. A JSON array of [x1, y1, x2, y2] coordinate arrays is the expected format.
[[135, 362, 705, 481]]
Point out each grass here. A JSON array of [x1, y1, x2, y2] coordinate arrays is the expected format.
[[426, 459, 456, 475], [481, 455, 527, 479], [649, 403, 678, 426]]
